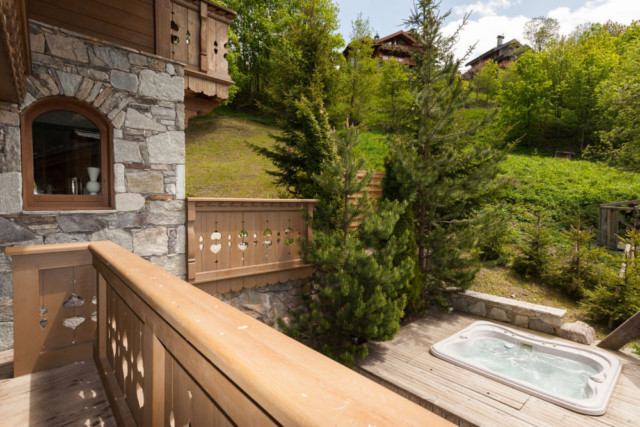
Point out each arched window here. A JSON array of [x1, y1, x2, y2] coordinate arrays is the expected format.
[[21, 97, 114, 210]]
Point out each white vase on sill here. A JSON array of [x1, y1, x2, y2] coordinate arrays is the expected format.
[[86, 167, 101, 195]]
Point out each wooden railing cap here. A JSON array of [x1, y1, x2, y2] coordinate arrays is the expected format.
[[89, 241, 450, 426]]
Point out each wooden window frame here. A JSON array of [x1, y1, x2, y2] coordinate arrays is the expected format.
[[21, 97, 115, 210]]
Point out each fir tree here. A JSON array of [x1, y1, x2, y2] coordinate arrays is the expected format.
[[251, 89, 334, 198], [281, 126, 413, 366], [389, 0, 505, 305], [513, 212, 554, 279]]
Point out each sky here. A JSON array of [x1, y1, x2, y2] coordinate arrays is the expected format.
[[336, 0, 640, 67]]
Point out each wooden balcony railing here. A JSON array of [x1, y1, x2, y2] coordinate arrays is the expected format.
[[186, 198, 316, 294], [9, 241, 450, 425]]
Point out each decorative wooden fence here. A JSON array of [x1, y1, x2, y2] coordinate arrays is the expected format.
[[7, 243, 96, 376], [186, 198, 316, 294], [598, 199, 640, 250], [10, 241, 449, 425]]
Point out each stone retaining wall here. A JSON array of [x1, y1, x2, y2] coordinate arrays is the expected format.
[[0, 20, 186, 351], [451, 290, 566, 335], [216, 280, 305, 330]]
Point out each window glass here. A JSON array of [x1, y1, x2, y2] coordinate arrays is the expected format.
[[32, 110, 101, 195]]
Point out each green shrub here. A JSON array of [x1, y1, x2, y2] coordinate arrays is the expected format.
[[513, 213, 554, 279], [478, 206, 515, 265], [581, 228, 640, 327]]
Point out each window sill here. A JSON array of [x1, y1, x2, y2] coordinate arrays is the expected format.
[[21, 210, 118, 215]]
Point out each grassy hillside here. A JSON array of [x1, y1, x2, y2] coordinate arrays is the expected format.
[[185, 113, 280, 198], [499, 154, 640, 231]]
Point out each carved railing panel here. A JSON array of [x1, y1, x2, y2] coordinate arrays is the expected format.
[[187, 198, 316, 293], [7, 243, 97, 377]]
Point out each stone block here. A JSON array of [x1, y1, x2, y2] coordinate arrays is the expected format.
[[44, 32, 88, 62], [75, 77, 94, 100], [0, 273, 11, 299], [30, 31, 45, 53], [116, 193, 145, 212], [0, 322, 13, 351], [128, 53, 149, 67], [151, 106, 176, 119], [537, 310, 565, 327], [529, 318, 555, 335], [90, 46, 130, 71], [559, 321, 596, 345], [148, 200, 185, 225], [468, 300, 487, 317], [56, 70, 83, 96], [133, 226, 168, 256], [114, 139, 143, 163], [78, 67, 109, 82], [176, 225, 186, 254], [114, 163, 126, 193], [0, 299, 12, 322], [90, 228, 133, 252], [139, 70, 183, 102], [57, 215, 108, 233], [3, 127, 21, 172], [451, 295, 468, 312], [39, 73, 60, 95], [116, 212, 149, 229], [176, 164, 185, 200], [488, 307, 509, 322], [110, 70, 139, 93], [147, 131, 185, 164], [126, 170, 164, 193], [125, 108, 166, 132], [0, 173, 23, 214], [44, 233, 89, 244], [514, 314, 530, 328], [149, 254, 185, 277], [0, 109, 19, 126], [166, 63, 175, 75]]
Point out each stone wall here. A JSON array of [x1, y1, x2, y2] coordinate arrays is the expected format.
[[215, 280, 306, 330], [451, 290, 566, 335], [0, 20, 186, 351]]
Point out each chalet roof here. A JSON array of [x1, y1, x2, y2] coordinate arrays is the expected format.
[[465, 38, 521, 67], [373, 30, 417, 46]]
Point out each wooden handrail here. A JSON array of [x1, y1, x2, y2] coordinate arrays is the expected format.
[[90, 241, 450, 425]]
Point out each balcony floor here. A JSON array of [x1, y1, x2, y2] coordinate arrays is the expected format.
[[357, 311, 640, 426], [0, 356, 115, 426]]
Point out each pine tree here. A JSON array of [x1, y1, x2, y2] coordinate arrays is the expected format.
[[281, 126, 413, 366], [388, 0, 505, 305], [513, 212, 554, 279]]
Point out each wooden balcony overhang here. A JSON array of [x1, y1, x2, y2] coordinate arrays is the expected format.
[[0, 0, 31, 104], [4, 241, 452, 426]]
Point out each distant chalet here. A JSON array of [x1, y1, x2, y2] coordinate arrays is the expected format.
[[465, 35, 529, 78], [344, 30, 419, 67]]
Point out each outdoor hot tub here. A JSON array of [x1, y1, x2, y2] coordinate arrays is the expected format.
[[430, 321, 621, 415]]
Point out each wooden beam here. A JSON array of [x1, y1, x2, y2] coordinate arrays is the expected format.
[[598, 310, 640, 350], [0, 0, 30, 103], [154, 0, 171, 57]]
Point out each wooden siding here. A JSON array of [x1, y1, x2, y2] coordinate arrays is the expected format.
[[28, 0, 155, 53]]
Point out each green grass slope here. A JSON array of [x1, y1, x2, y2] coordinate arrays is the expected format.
[[499, 154, 640, 230], [185, 114, 280, 198]]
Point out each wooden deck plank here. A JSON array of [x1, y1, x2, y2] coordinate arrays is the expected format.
[[358, 312, 640, 426], [0, 359, 115, 426]]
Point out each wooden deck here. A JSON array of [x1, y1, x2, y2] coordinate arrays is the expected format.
[[357, 312, 640, 427], [0, 356, 115, 426]]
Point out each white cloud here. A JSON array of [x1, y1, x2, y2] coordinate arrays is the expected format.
[[548, 0, 640, 35], [444, 15, 529, 65], [454, 0, 521, 18], [447, 0, 640, 68]]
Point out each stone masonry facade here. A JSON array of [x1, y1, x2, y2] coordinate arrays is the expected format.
[[0, 21, 187, 351]]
